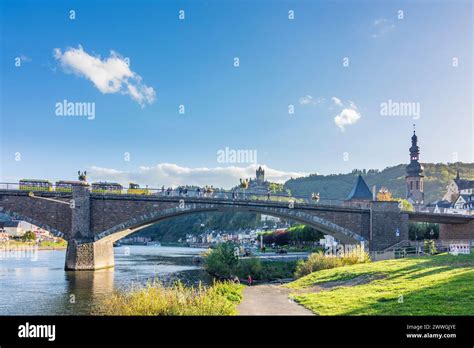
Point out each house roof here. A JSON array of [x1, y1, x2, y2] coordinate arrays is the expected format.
[[456, 179, 474, 190], [426, 200, 452, 208], [3, 221, 20, 227], [347, 175, 372, 200]]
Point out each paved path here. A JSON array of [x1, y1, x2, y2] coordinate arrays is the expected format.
[[237, 284, 314, 315]]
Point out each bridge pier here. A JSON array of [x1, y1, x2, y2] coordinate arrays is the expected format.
[[370, 201, 409, 251], [65, 238, 115, 270], [65, 184, 114, 270]]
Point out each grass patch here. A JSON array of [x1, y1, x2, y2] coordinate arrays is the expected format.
[[294, 250, 370, 278], [286, 252, 474, 315], [96, 280, 243, 316]]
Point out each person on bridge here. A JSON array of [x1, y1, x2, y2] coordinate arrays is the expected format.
[[267, 190, 271, 200]]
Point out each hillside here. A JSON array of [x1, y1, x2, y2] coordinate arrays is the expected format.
[[138, 212, 262, 242], [284, 163, 474, 204], [286, 252, 474, 315]]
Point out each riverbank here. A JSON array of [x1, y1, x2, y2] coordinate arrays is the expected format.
[[0, 240, 67, 250], [97, 281, 243, 315], [285, 252, 474, 315]]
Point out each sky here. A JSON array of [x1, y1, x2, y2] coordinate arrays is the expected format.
[[0, 0, 472, 189]]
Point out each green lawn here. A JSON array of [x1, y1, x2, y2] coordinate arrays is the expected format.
[[286, 252, 474, 315]]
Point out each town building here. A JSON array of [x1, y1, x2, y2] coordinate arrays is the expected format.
[[2, 221, 25, 237], [344, 174, 373, 208], [405, 126, 424, 205], [443, 170, 474, 209]]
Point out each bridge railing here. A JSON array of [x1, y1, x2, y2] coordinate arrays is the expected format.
[[411, 205, 474, 216], [0, 182, 347, 207], [2, 182, 474, 215]]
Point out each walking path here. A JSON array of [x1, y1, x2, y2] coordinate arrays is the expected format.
[[237, 284, 314, 315]]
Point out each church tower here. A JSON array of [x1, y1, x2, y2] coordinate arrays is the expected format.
[[405, 125, 424, 205]]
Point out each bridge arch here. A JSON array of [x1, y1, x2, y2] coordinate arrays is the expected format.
[[96, 202, 367, 245], [0, 208, 66, 238]]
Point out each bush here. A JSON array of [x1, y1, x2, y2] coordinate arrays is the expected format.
[[295, 250, 371, 278], [22, 231, 36, 242], [409, 222, 439, 240], [424, 240, 437, 255], [205, 243, 298, 280], [236, 257, 263, 279], [97, 280, 243, 316], [204, 242, 239, 278]]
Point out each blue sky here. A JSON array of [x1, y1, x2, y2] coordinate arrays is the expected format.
[[0, 0, 472, 188]]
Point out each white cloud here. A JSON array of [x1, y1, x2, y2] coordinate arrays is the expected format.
[[53, 45, 156, 106], [299, 95, 324, 105], [371, 18, 395, 38], [331, 97, 343, 107], [88, 163, 307, 189], [334, 108, 361, 132]]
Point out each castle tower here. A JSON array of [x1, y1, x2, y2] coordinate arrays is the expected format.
[[405, 125, 424, 205], [256, 166, 265, 185]]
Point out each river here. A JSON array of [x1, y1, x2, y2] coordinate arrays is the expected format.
[[0, 246, 211, 315]]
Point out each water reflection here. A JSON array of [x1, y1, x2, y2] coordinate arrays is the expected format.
[[0, 246, 210, 315]]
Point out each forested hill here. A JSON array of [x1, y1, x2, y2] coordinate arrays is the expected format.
[[284, 163, 474, 204]]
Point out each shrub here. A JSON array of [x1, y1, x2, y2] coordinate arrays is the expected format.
[[424, 240, 437, 255], [409, 222, 439, 240], [22, 231, 36, 242], [97, 280, 243, 316], [204, 242, 239, 278], [295, 250, 371, 278], [236, 257, 263, 279]]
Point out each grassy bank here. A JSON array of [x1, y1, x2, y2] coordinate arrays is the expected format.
[[0, 240, 67, 250], [286, 252, 474, 315], [97, 281, 243, 315]]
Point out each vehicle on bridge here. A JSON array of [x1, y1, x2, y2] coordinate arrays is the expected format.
[[55, 180, 84, 192], [91, 181, 123, 194], [19, 179, 52, 192], [127, 183, 149, 195]]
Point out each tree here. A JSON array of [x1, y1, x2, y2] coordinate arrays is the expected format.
[[204, 242, 239, 278], [377, 187, 393, 201], [22, 231, 36, 242], [397, 199, 414, 212], [409, 222, 439, 240]]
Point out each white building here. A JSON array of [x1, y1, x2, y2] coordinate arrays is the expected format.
[[2, 221, 25, 237]]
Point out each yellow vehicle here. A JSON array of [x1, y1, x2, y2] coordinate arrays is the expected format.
[[19, 179, 52, 192], [55, 180, 83, 193], [127, 183, 149, 195], [91, 182, 123, 194]]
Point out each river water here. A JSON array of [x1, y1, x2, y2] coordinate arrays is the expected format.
[[0, 246, 211, 315]]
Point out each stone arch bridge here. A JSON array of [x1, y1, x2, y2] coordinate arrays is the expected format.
[[1, 185, 471, 270]]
